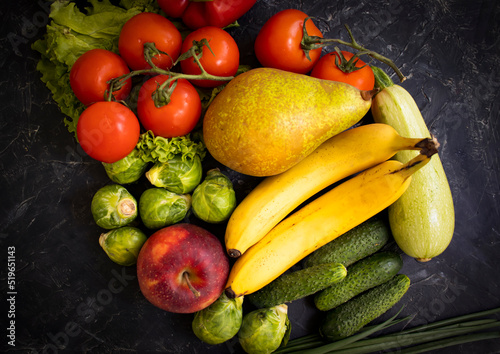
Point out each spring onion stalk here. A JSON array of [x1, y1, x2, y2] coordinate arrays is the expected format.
[[275, 308, 408, 353], [277, 307, 500, 354], [342, 319, 500, 351], [386, 306, 500, 335], [322, 321, 500, 354], [399, 332, 500, 354]]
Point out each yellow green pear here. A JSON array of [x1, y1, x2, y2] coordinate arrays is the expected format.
[[203, 67, 374, 177]]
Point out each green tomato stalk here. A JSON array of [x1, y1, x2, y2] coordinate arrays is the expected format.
[[300, 19, 406, 82], [106, 39, 235, 105]]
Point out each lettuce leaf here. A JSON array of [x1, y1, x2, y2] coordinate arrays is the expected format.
[[136, 131, 206, 164], [32, 0, 159, 138]]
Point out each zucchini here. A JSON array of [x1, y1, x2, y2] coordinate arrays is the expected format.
[[303, 216, 390, 268], [314, 251, 403, 311], [371, 66, 455, 261], [247, 262, 347, 308], [320, 274, 410, 341]]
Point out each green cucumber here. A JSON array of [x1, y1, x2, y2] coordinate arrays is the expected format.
[[248, 262, 347, 308], [320, 274, 410, 341], [304, 216, 391, 268], [314, 251, 403, 311]]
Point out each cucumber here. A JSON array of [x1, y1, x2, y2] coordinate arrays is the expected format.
[[303, 216, 390, 268], [314, 251, 403, 311], [319, 274, 410, 341], [247, 262, 347, 308]]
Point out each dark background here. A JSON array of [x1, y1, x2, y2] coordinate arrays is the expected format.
[[1, 0, 499, 353]]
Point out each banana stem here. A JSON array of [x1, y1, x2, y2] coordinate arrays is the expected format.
[[394, 136, 440, 153], [415, 135, 440, 157], [392, 137, 439, 179]]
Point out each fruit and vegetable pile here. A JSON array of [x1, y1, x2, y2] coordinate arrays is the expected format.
[[32, 0, 500, 353]]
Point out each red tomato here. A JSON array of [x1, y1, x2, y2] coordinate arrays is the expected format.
[[310, 51, 375, 91], [180, 26, 239, 88], [77, 101, 140, 163], [137, 75, 201, 138], [157, 0, 189, 18], [70, 49, 132, 106], [118, 13, 182, 71], [254, 9, 323, 74]]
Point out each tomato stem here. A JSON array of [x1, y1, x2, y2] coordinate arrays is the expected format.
[[333, 47, 369, 73], [143, 42, 174, 70], [106, 40, 234, 107], [301, 20, 406, 82]]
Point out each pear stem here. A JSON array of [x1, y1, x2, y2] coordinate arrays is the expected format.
[[361, 88, 379, 101], [183, 272, 200, 298]]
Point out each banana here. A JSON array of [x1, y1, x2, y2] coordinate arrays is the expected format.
[[225, 123, 433, 258], [224, 141, 439, 298]]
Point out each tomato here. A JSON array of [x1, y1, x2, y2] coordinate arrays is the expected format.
[[157, 0, 189, 19], [180, 26, 239, 88], [137, 75, 201, 138], [254, 9, 323, 74], [310, 51, 375, 91], [118, 13, 182, 71], [70, 49, 132, 106], [77, 101, 140, 163]]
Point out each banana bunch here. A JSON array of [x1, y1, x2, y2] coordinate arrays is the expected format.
[[224, 123, 440, 298]]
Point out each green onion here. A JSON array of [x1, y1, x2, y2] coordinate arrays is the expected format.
[[325, 321, 500, 354], [399, 332, 500, 354], [275, 308, 409, 353], [277, 307, 500, 354]]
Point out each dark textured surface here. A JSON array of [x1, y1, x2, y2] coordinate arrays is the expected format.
[[1, 0, 500, 353]]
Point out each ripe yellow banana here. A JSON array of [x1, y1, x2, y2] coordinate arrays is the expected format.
[[225, 123, 433, 258], [224, 141, 439, 298]]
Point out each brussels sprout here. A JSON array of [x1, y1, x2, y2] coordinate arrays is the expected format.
[[192, 293, 244, 345], [191, 169, 236, 223], [91, 184, 138, 229], [99, 227, 147, 266], [139, 188, 191, 229], [145, 155, 203, 194], [102, 149, 149, 184], [238, 304, 291, 354]]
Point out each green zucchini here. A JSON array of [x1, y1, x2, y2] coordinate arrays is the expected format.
[[303, 216, 391, 268], [247, 262, 347, 308], [371, 66, 455, 261], [314, 251, 403, 311], [320, 274, 410, 341]]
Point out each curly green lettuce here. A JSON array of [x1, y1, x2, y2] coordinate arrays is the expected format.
[[31, 0, 159, 138], [136, 131, 206, 164]]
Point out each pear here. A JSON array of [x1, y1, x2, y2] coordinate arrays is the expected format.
[[203, 68, 374, 177]]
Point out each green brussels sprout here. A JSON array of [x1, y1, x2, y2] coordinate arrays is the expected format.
[[145, 154, 203, 194], [91, 184, 138, 229], [238, 304, 291, 354], [99, 227, 147, 266], [191, 169, 236, 223], [192, 293, 244, 345], [139, 188, 191, 229], [102, 149, 149, 184]]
